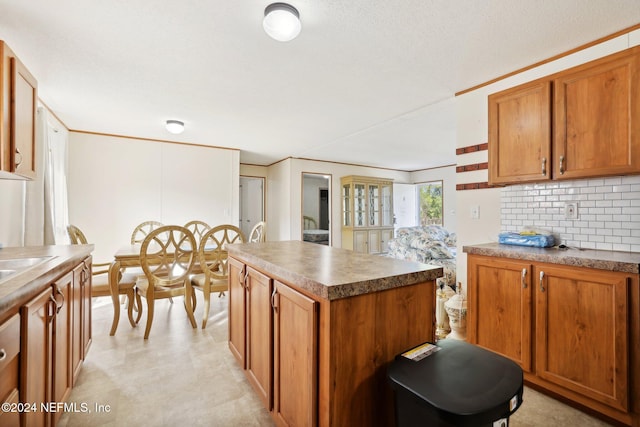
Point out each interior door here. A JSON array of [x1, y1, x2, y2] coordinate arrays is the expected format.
[[240, 177, 264, 239]]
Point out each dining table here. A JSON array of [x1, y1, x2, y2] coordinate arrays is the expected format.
[[107, 242, 219, 335]]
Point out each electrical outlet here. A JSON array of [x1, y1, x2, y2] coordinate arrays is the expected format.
[[564, 202, 578, 220]]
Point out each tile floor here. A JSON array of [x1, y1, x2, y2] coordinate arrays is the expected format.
[[59, 295, 614, 426]]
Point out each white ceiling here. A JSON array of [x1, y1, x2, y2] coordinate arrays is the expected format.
[[1, 1, 639, 171]]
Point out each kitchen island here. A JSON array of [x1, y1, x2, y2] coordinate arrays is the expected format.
[[227, 240, 443, 427]]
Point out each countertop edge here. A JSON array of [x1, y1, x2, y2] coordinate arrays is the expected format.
[[0, 245, 95, 319], [463, 243, 640, 274], [229, 241, 443, 300]]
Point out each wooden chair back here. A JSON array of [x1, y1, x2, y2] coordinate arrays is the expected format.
[[248, 221, 266, 242], [67, 224, 88, 244], [198, 225, 245, 282], [139, 225, 196, 289], [131, 221, 164, 244], [184, 220, 211, 244]]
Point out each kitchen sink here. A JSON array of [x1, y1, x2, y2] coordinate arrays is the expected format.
[[0, 256, 54, 283]]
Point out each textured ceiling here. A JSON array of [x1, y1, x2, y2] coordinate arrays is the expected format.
[[1, 1, 639, 171]]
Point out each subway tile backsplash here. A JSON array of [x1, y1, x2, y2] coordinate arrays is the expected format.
[[501, 175, 640, 252]]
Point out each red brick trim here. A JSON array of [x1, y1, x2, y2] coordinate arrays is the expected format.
[[456, 162, 488, 173], [456, 143, 488, 155], [456, 182, 497, 191]]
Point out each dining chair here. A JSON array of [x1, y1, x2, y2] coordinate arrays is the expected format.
[[134, 225, 198, 339], [248, 221, 266, 242], [130, 220, 164, 245], [191, 224, 245, 328], [66, 225, 139, 326], [184, 220, 211, 244]]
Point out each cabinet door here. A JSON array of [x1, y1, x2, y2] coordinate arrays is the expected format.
[[353, 183, 366, 227], [380, 183, 393, 227], [489, 80, 552, 184], [367, 229, 381, 254], [367, 184, 380, 226], [228, 257, 246, 367], [273, 281, 318, 427], [0, 313, 21, 427], [82, 258, 92, 358], [21, 287, 54, 427], [467, 256, 533, 372], [72, 263, 83, 385], [554, 48, 640, 179], [245, 267, 273, 410], [10, 56, 37, 179], [52, 273, 73, 426], [535, 265, 629, 411], [353, 230, 368, 254], [380, 228, 394, 253]]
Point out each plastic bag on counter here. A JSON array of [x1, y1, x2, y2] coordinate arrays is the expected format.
[[498, 232, 555, 248]]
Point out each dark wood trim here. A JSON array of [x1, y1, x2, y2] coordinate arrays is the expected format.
[[456, 143, 488, 155], [456, 162, 488, 173], [456, 182, 498, 191]]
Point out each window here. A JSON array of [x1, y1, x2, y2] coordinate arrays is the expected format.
[[417, 181, 443, 226]]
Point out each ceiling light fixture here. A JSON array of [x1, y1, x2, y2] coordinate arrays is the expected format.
[[263, 3, 301, 42], [165, 120, 184, 134]]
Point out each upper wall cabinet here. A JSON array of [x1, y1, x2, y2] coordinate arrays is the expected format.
[[489, 80, 552, 184], [0, 40, 37, 180], [489, 46, 640, 185]]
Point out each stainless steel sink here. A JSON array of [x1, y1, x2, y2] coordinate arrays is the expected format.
[[0, 256, 54, 283]]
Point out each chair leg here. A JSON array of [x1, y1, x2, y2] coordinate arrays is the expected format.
[[202, 291, 211, 329], [134, 293, 143, 324], [183, 285, 197, 329], [143, 297, 154, 339], [126, 291, 137, 327]]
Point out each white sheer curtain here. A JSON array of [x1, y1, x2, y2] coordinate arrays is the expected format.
[[25, 107, 69, 245]]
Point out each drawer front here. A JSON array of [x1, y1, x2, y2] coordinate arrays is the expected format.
[[0, 313, 20, 372]]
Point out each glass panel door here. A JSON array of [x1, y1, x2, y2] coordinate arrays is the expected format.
[[342, 183, 351, 227], [368, 184, 380, 226], [381, 183, 393, 226], [354, 183, 366, 227]]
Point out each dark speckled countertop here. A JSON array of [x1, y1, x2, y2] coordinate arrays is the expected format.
[[228, 240, 443, 300], [0, 244, 94, 318], [463, 242, 640, 274]]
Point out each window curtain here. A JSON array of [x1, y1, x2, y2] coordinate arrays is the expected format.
[[28, 106, 70, 245]]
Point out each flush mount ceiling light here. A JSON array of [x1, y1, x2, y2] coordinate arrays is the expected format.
[[263, 3, 301, 42], [165, 120, 184, 134]]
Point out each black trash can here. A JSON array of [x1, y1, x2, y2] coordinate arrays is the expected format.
[[388, 339, 523, 427]]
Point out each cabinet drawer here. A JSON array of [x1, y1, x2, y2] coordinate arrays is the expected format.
[[0, 313, 20, 372]]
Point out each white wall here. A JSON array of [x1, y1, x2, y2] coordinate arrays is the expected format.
[[455, 29, 640, 291], [67, 132, 239, 262]]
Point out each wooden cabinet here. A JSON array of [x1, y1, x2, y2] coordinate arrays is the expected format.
[[467, 254, 637, 425], [21, 287, 53, 427], [488, 80, 551, 184], [71, 258, 92, 385], [245, 267, 273, 410], [229, 258, 318, 427], [0, 40, 37, 180], [16, 256, 90, 427], [341, 176, 393, 253], [228, 257, 246, 367], [489, 45, 640, 185], [272, 280, 317, 427], [467, 256, 533, 372], [553, 47, 640, 179], [0, 313, 21, 427]]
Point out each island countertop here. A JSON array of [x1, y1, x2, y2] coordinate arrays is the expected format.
[[463, 242, 640, 274], [0, 244, 94, 318], [228, 240, 443, 300]]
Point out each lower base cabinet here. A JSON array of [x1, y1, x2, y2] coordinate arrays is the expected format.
[[229, 254, 434, 427], [5, 255, 92, 427], [467, 254, 639, 426]]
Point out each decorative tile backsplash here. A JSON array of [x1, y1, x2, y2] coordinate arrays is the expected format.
[[501, 175, 640, 252]]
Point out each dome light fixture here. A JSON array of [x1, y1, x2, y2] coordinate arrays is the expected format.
[[165, 120, 184, 134], [263, 3, 301, 42]]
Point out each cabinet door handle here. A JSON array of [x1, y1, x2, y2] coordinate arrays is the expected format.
[[0, 348, 6, 361], [521, 268, 527, 288], [539, 271, 545, 292], [49, 294, 57, 322], [243, 272, 249, 289], [55, 286, 65, 314], [237, 270, 244, 287], [271, 287, 278, 312], [559, 155, 565, 175], [14, 148, 22, 167]]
